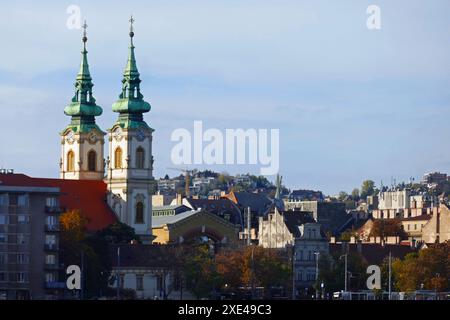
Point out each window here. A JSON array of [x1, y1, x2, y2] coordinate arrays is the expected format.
[[114, 147, 123, 169], [0, 234, 6, 243], [67, 150, 75, 172], [17, 195, 28, 207], [0, 215, 7, 225], [135, 202, 144, 224], [45, 273, 55, 283], [17, 215, 29, 224], [0, 253, 6, 264], [88, 150, 96, 171], [136, 275, 144, 291], [46, 255, 56, 265], [17, 234, 28, 245], [136, 147, 145, 169], [16, 254, 29, 264], [46, 216, 58, 229], [16, 272, 28, 283], [414, 224, 417, 230], [46, 197, 58, 207], [45, 234, 56, 246], [0, 273, 5, 282], [0, 194, 7, 206]]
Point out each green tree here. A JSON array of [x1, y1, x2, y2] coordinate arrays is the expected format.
[[182, 244, 223, 299], [360, 180, 375, 199], [351, 188, 360, 200]]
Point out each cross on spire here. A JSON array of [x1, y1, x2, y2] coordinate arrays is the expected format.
[[82, 20, 88, 42], [129, 15, 135, 45]]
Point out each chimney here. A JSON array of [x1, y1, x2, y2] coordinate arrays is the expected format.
[[176, 193, 182, 205]]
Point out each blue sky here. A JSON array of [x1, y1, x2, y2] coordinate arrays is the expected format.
[[1, 0, 450, 195]]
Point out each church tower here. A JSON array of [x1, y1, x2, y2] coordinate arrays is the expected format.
[[60, 22, 105, 180], [106, 17, 155, 241]]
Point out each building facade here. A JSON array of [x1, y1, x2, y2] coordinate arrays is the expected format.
[[0, 177, 63, 300]]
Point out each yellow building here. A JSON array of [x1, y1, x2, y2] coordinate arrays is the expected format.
[[152, 209, 240, 244]]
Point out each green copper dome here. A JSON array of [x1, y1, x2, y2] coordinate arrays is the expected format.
[[64, 22, 103, 133], [112, 17, 151, 125]]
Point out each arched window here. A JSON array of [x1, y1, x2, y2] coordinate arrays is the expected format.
[[88, 150, 96, 171], [114, 147, 123, 169], [67, 151, 75, 172], [135, 202, 144, 224], [136, 147, 145, 169]]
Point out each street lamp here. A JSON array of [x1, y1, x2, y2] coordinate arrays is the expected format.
[[314, 251, 320, 299], [321, 281, 325, 300], [339, 254, 348, 293]]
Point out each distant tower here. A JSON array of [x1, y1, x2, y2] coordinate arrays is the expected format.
[[60, 22, 105, 180], [106, 16, 155, 241], [274, 174, 285, 210]]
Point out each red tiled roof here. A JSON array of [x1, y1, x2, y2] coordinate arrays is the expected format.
[[0, 174, 117, 231]]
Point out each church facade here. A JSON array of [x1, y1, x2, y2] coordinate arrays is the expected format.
[[59, 20, 155, 241]]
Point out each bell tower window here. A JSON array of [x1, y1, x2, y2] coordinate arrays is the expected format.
[[135, 202, 144, 224], [88, 150, 96, 171], [136, 147, 145, 169], [114, 147, 123, 169], [67, 151, 75, 172]]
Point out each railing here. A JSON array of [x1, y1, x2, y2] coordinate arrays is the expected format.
[[44, 225, 60, 232], [44, 281, 66, 289], [44, 244, 58, 251], [44, 263, 62, 270], [44, 206, 63, 214]]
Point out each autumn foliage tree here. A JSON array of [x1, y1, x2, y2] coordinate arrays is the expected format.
[[392, 242, 450, 292], [215, 246, 291, 298], [369, 219, 407, 240]]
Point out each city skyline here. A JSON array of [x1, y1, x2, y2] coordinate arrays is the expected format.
[[1, 1, 450, 194]]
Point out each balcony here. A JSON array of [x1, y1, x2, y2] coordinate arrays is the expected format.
[[44, 281, 66, 289], [44, 206, 63, 214], [44, 244, 58, 252], [44, 263, 62, 271], [44, 224, 60, 232]]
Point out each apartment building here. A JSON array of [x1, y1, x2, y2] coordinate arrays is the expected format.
[[0, 178, 63, 299]]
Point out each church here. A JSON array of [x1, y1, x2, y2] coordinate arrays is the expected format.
[[58, 18, 155, 242]]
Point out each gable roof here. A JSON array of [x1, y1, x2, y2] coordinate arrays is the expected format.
[[282, 211, 316, 238], [329, 243, 417, 265], [185, 198, 243, 226], [0, 173, 116, 231], [110, 244, 175, 269], [223, 191, 272, 216]]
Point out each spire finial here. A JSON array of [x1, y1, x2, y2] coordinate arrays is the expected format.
[[129, 15, 135, 45], [82, 20, 88, 50]]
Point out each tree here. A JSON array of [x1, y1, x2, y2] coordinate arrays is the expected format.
[[95, 221, 140, 244], [360, 180, 375, 199], [338, 191, 348, 201], [369, 219, 407, 240], [182, 244, 223, 299], [392, 242, 450, 292], [351, 188, 360, 200]]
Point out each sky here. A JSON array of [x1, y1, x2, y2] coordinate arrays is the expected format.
[[0, 0, 450, 195]]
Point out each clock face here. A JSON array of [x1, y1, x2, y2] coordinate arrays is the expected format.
[[89, 133, 97, 143], [113, 127, 122, 139], [136, 129, 145, 141], [67, 130, 74, 143]]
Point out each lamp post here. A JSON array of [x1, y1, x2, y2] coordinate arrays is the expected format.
[[292, 246, 296, 300], [339, 254, 348, 293], [314, 251, 320, 299]]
